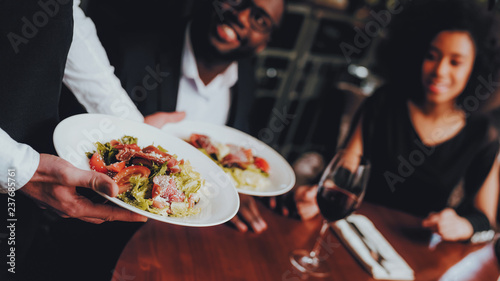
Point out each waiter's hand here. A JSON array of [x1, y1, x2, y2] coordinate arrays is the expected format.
[[230, 194, 267, 233], [422, 208, 474, 241], [144, 111, 186, 128], [20, 154, 148, 224]]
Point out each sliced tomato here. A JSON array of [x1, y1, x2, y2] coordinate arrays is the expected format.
[[89, 153, 108, 173], [106, 161, 126, 173], [254, 157, 270, 173], [113, 166, 151, 194]]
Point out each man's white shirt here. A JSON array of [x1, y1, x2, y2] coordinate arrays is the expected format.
[[175, 23, 238, 126]]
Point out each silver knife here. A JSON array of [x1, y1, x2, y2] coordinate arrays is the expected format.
[[346, 219, 391, 275]]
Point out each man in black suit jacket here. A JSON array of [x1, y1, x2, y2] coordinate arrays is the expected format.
[[101, 0, 285, 232], [114, 19, 257, 133], [110, 0, 284, 131]]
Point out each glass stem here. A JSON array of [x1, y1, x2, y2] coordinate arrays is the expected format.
[[309, 220, 330, 261]]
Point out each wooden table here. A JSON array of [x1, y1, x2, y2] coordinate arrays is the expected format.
[[114, 202, 500, 281]]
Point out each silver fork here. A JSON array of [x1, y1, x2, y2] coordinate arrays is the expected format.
[[346, 219, 391, 275]]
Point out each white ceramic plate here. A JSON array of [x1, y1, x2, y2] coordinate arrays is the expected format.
[[161, 120, 296, 197], [53, 114, 240, 227]]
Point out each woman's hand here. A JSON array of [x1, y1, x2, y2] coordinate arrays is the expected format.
[[422, 208, 474, 241], [20, 154, 148, 224]]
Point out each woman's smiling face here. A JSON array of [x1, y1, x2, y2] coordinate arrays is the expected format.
[[421, 31, 476, 105]]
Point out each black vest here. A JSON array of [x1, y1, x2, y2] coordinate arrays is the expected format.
[[0, 0, 74, 153]]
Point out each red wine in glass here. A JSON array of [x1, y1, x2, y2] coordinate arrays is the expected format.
[[289, 150, 370, 277], [317, 186, 360, 222]]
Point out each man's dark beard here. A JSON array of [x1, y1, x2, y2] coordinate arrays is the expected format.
[[190, 9, 257, 65]]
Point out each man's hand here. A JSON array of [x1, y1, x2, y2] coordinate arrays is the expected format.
[[422, 208, 474, 241], [144, 111, 186, 128], [230, 194, 267, 233], [20, 154, 147, 224]]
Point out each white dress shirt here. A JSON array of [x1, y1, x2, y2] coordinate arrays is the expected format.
[[175, 24, 238, 126], [63, 0, 144, 122], [0, 0, 144, 192], [0, 131, 40, 193]]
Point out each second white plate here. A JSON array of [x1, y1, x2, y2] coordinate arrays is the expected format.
[[161, 120, 296, 197]]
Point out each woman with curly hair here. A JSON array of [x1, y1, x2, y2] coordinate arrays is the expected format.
[[341, 0, 500, 242], [297, 0, 500, 243]]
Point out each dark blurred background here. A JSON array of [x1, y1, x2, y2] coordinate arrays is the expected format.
[[65, 0, 500, 164]]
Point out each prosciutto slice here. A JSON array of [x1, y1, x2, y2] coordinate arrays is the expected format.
[[189, 134, 219, 155], [115, 143, 179, 170], [220, 144, 253, 169]]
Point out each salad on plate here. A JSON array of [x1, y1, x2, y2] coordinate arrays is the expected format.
[[187, 133, 271, 192], [86, 135, 204, 217]]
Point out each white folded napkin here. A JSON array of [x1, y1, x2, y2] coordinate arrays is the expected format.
[[331, 214, 415, 280]]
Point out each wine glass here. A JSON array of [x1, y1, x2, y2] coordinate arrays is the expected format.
[[289, 149, 370, 277]]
